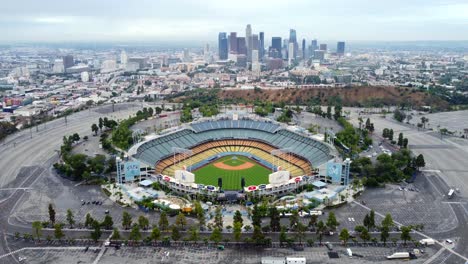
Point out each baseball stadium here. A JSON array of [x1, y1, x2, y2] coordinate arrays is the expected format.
[[128, 113, 336, 196]]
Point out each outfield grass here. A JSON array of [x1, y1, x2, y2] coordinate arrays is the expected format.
[[193, 155, 271, 190]]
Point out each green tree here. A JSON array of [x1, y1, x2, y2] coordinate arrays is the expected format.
[[84, 213, 94, 228], [233, 222, 242, 242], [194, 201, 206, 228], [66, 209, 75, 228], [122, 211, 132, 230], [269, 207, 281, 232], [333, 105, 342, 120], [101, 215, 114, 230], [91, 123, 99, 135], [129, 224, 142, 243], [189, 226, 200, 242], [251, 205, 263, 227], [363, 214, 371, 231], [414, 154, 426, 170], [289, 210, 300, 231], [400, 226, 412, 245], [398, 133, 404, 146], [316, 220, 326, 245], [279, 227, 288, 246], [421, 117, 429, 129], [138, 215, 149, 230], [48, 203, 56, 225], [326, 106, 332, 119], [389, 129, 394, 141], [339, 228, 350, 246], [381, 213, 394, 228], [171, 225, 181, 241], [175, 212, 187, 230], [54, 224, 65, 240], [309, 215, 318, 228], [359, 229, 371, 242], [233, 210, 243, 226], [369, 210, 375, 230], [98, 117, 103, 131], [394, 109, 406, 122], [111, 228, 121, 241], [148, 226, 159, 242], [214, 207, 223, 229], [403, 138, 409, 148], [155, 106, 162, 115], [210, 228, 222, 244], [90, 220, 102, 242], [326, 212, 339, 231], [252, 225, 265, 245], [159, 211, 169, 231], [380, 225, 390, 244], [296, 222, 307, 244], [32, 221, 43, 241]]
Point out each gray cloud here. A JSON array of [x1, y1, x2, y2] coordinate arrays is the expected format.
[[0, 0, 467, 42]]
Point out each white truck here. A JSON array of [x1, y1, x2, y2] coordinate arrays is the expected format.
[[387, 252, 410, 260], [420, 238, 436, 246]]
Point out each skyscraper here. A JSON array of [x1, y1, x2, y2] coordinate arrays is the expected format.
[[229, 32, 237, 54], [337, 41, 346, 55], [252, 34, 259, 50], [62, 55, 74, 71], [270, 37, 282, 58], [259, 32, 265, 60], [237, 37, 247, 55], [311, 39, 318, 52], [320, 44, 327, 51], [302, 39, 306, 59], [183, 49, 190, 62], [252, 50, 259, 63], [289, 29, 298, 59], [120, 50, 128, 65], [289, 29, 297, 45], [246, 24, 252, 62], [218, 32, 228, 60]]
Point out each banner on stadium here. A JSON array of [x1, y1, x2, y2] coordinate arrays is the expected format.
[[124, 162, 140, 181], [269, 170, 290, 185], [326, 162, 342, 183], [175, 170, 195, 184]]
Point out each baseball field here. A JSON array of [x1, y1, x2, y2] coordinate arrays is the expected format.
[[193, 155, 271, 190]]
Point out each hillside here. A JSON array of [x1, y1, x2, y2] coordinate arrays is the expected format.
[[217, 86, 449, 109]]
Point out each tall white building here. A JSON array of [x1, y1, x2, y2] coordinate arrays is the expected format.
[[204, 44, 210, 62], [252, 50, 259, 63], [288, 43, 295, 66], [120, 50, 128, 65], [101, 59, 117, 73], [183, 49, 190, 62], [251, 50, 261, 76], [81, 71, 90, 82], [53, 59, 65, 73]]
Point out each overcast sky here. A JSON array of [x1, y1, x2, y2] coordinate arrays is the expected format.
[[1, 0, 467, 43]]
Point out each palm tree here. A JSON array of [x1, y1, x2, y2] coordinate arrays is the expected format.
[[32, 221, 42, 241], [316, 220, 326, 245]]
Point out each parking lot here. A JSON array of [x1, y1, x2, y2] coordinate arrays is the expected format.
[[5, 244, 443, 264]]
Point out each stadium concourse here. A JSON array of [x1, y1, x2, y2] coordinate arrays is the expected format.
[[119, 113, 350, 200]]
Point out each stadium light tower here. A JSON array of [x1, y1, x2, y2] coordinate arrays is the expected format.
[[171, 147, 193, 171], [271, 148, 293, 172]]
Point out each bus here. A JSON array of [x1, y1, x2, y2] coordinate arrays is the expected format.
[[448, 189, 455, 199]]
